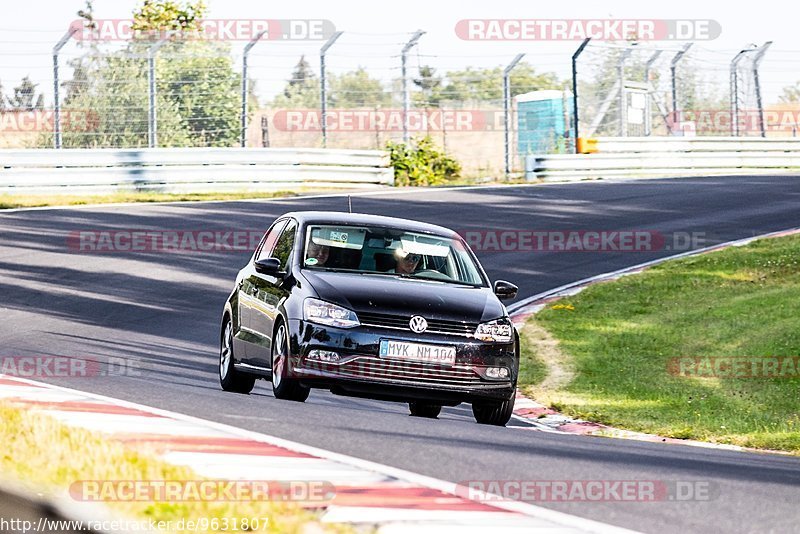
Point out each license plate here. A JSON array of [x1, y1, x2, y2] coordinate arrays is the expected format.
[[379, 340, 456, 365]]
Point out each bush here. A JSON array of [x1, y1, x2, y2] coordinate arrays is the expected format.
[[386, 136, 461, 186]]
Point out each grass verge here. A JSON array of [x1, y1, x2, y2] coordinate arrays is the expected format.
[[518, 234, 800, 453], [0, 190, 304, 209], [0, 403, 344, 533]]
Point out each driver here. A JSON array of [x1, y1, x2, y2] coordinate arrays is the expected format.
[[395, 250, 421, 275]]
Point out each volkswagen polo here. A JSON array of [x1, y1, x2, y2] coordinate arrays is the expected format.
[[219, 211, 520, 425]]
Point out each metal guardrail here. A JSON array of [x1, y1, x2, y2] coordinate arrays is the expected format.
[[0, 148, 395, 194], [592, 137, 800, 153], [526, 137, 800, 181]]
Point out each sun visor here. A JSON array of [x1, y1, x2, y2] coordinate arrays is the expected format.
[[400, 236, 449, 257]]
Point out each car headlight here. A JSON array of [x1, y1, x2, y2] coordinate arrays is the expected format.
[[474, 318, 513, 342], [303, 298, 360, 328]]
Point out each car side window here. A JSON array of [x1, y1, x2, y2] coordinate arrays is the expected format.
[[255, 220, 287, 262], [271, 220, 297, 269]]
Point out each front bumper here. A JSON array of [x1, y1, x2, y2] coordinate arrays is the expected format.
[[288, 319, 518, 403]]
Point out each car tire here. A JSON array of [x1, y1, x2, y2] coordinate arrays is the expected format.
[[472, 397, 515, 426], [408, 402, 442, 418], [271, 320, 310, 402], [219, 317, 256, 394]]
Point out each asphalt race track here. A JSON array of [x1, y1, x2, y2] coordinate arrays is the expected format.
[[1, 175, 800, 533]]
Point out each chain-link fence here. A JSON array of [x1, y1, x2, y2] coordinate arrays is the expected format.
[[574, 40, 800, 140], [2, 24, 800, 176]]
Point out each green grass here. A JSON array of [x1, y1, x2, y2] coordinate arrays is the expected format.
[[518, 234, 800, 453], [0, 190, 303, 209], [517, 322, 550, 388], [0, 403, 345, 533]]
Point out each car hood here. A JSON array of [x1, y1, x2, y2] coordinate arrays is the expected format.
[[302, 270, 506, 323]]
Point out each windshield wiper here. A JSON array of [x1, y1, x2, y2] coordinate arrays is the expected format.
[[313, 269, 481, 287], [365, 271, 480, 287], [415, 276, 481, 287]]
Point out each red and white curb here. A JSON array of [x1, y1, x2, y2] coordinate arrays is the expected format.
[[0, 376, 636, 533], [508, 227, 800, 453]]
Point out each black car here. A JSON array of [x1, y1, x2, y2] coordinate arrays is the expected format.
[[219, 211, 520, 426]]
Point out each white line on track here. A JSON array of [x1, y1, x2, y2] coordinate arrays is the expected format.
[[7, 375, 639, 534]]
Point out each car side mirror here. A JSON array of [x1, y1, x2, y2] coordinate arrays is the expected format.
[[494, 280, 518, 300], [254, 257, 281, 276]]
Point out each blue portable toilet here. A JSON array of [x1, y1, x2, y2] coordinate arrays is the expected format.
[[515, 90, 572, 156]]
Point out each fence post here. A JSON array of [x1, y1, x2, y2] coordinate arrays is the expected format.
[[52, 26, 78, 149], [241, 30, 267, 147], [571, 38, 590, 153], [401, 30, 425, 143], [261, 116, 270, 147], [670, 43, 692, 132], [147, 38, 168, 148], [441, 104, 447, 153], [644, 50, 662, 136], [729, 46, 755, 137], [753, 41, 772, 138], [320, 31, 344, 148], [503, 53, 525, 178], [617, 46, 635, 137]]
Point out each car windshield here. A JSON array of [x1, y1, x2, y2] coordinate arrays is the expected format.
[[302, 224, 486, 287]]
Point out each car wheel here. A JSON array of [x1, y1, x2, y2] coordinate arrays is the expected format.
[[408, 402, 442, 418], [219, 317, 256, 394], [472, 397, 515, 426], [271, 321, 310, 402]]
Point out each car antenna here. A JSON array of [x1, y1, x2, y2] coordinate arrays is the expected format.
[[347, 195, 352, 213]]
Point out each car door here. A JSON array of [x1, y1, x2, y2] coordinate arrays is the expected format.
[[247, 219, 297, 367], [237, 219, 286, 365]]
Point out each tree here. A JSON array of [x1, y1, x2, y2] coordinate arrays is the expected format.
[[413, 65, 443, 108], [273, 64, 389, 109], [779, 82, 800, 103], [9, 77, 41, 111], [285, 56, 315, 97], [61, 0, 95, 116], [136, 1, 239, 146], [438, 63, 562, 104], [61, 52, 191, 148], [271, 56, 319, 108], [63, 61, 90, 104], [132, 0, 205, 35], [330, 68, 389, 108], [0, 79, 5, 111], [57, 0, 242, 148], [77, 0, 97, 32], [157, 40, 242, 146]]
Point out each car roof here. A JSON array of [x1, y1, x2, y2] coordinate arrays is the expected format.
[[281, 211, 458, 237]]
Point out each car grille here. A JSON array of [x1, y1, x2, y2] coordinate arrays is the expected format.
[[357, 311, 477, 337], [328, 356, 483, 387]]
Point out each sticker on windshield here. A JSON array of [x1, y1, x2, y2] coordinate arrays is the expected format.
[[305, 257, 319, 266], [330, 231, 349, 243], [310, 226, 366, 250]]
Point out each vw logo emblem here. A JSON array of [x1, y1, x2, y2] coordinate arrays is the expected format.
[[409, 315, 428, 333]]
